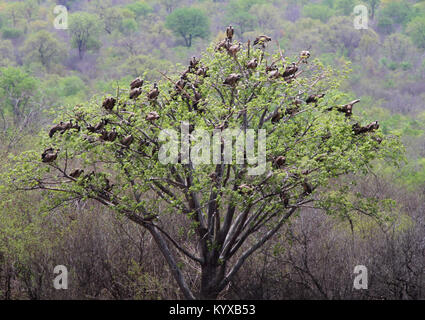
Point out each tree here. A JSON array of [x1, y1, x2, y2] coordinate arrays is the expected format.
[[22, 30, 64, 68], [302, 4, 335, 22], [4, 31, 401, 300], [364, 0, 381, 19], [68, 12, 102, 59], [165, 8, 209, 47], [406, 16, 425, 49], [0, 67, 37, 127]]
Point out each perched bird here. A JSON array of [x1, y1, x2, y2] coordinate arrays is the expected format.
[[238, 184, 254, 195], [98, 129, 109, 141], [107, 128, 118, 141], [223, 73, 242, 86], [102, 97, 116, 111], [174, 77, 186, 93], [130, 87, 142, 100], [336, 99, 360, 117], [271, 111, 282, 124], [209, 172, 218, 182], [253, 35, 272, 48], [280, 192, 290, 207], [299, 50, 311, 63], [69, 168, 84, 178], [226, 25, 234, 40], [196, 66, 209, 77], [189, 56, 200, 71], [130, 77, 144, 90], [266, 63, 278, 73], [228, 42, 241, 58], [41, 148, 58, 163], [215, 39, 230, 52], [121, 134, 134, 147], [306, 93, 325, 104], [353, 121, 379, 135], [302, 179, 313, 195], [268, 69, 281, 79], [94, 119, 107, 132], [273, 156, 286, 168], [146, 111, 160, 122], [282, 63, 298, 78], [49, 122, 65, 138], [41, 147, 54, 159], [247, 58, 258, 70], [147, 83, 159, 100]]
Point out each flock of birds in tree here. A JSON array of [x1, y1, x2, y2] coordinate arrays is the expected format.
[[40, 26, 381, 200]]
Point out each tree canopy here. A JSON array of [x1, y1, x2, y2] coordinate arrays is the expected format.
[[3, 28, 402, 299], [165, 7, 210, 47]]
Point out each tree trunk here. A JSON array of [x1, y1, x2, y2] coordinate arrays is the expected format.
[[199, 254, 225, 299]]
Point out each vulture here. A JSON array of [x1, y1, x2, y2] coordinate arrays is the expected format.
[[266, 64, 278, 73], [121, 134, 134, 147], [273, 156, 286, 168], [41, 147, 53, 159], [253, 35, 272, 48], [238, 184, 254, 195], [306, 93, 325, 104], [228, 42, 241, 57], [247, 58, 258, 70], [299, 50, 311, 63], [130, 87, 142, 100], [336, 99, 360, 117], [293, 98, 303, 107], [302, 179, 313, 195], [49, 122, 65, 138], [280, 192, 290, 208], [98, 129, 109, 141], [102, 97, 116, 111], [226, 25, 234, 40], [268, 69, 281, 79], [209, 172, 218, 182], [147, 83, 159, 100], [130, 77, 144, 90], [215, 39, 230, 52], [146, 111, 160, 121], [191, 85, 203, 111], [196, 66, 209, 77], [41, 148, 58, 163], [69, 169, 84, 178], [353, 121, 379, 135], [282, 63, 298, 78], [189, 56, 200, 71], [174, 77, 186, 93], [107, 128, 118, 141], [271, 111, 282, 124], [94, 119, 108, 132], [223, 73, 242, 87], [285, 106, 299, 116]]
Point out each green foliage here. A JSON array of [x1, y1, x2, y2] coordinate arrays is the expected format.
[[377, 0, 414, 33], [126, 1, 153, 17], [302, 4, 335, 22], [1, 27, 22, 39], [0, 66, 37, 121], [406, 16, 425, 48], [165, 7, 210, 47], [22, 30, 64, 67], [69, 12, 103, 59]]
